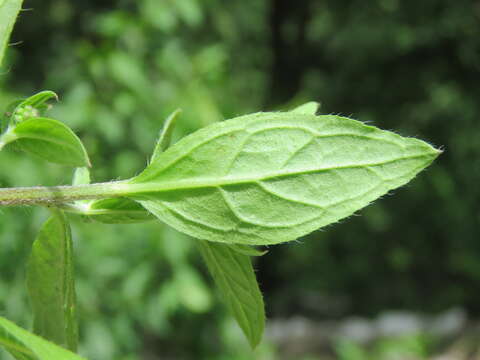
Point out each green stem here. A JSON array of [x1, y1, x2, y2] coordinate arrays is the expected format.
[[0, 181, 131, 206]]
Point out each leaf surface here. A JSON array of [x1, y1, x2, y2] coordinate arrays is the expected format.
[[0, 0, 23, 67], [0, 316, 84, 360], [198, 240, 265, 348], [129, 112, 439, 245], [11, 117, 90, 167], [26, 210, 78, 352]]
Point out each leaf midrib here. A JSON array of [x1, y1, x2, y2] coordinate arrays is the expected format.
[[16, 132, 80, 152], [128, 153, 432, 195], [0, 334, 35, 358]]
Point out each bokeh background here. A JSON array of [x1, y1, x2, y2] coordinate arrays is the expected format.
[[1, 1, 479, 359]]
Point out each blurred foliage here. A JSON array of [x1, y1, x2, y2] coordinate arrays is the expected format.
[[335, 334, 434, 360], [0, 0, 479, 359]]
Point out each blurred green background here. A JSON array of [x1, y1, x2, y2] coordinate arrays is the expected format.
[[0, 0, 479, 359]]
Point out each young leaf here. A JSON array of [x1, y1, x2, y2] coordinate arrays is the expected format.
[[26, 210, 78, 352], [198, 240, 265, 348], [70, 168, 152, 223], [85, 198, 154, 224], [11, 91, 58, 123], [5, 117, 91, 167], [2, 91, 57, 135], [16, 91, 58, 110], [72, 167, 91, 186], [0, 0, 23, 67], [291, 101, 320, 115], [0, 316, 84, 360], [151, 109, 182, 162], [128, 112, 440, 245]]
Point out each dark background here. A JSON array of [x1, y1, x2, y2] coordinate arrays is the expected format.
[[0, 0, 479, 359]]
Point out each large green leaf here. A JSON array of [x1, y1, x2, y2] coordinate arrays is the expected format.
[[0, 316, 84, 360], [128, 112, 440, 245], [198, 240, 265, 348], [4, 117, 91, 167], [0, 0, 23, 67], [26, 210, 78, 352]]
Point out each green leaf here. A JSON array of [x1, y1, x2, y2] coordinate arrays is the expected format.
[[151, 109, 182, 162], [86, 198, 154, 224], [0, 316, 84, 360], [5, 117, 91, 167], [26, 210, 78, 352], [229, 244, 267, 257], [0, 0, 23, 67], [128, 112, 440, 245], [2, 91, 58, 136], [11, 91, 58, 123], [291, 101, 320, 115], [198, 240, 265, 348], [69, 168, 153, 223], [16, 91, 58, 110], [72, 167, 91, 186], [69, 167, 92, 210]]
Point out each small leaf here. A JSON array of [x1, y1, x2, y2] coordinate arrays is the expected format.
[[69, 169, 153, 223], [128, 112, 440, 245], [16, 91, 58, 110], [11, 91, 58, 123], [229, 244, 267, 257], [71, 167, 92, 209], [72, 167, 91, 186], [86, 198, 154, 224], [0, 316, 84, 360], [0, 0, 23, 67], [151, 109, 182, 162], [26, 210, 78, 352], [8, 117, 91, 167], [198, 240, 265, 348], [291, 101, 321, 115]]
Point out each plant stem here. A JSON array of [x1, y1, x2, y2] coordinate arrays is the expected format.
[[0, 181, 131, 206]]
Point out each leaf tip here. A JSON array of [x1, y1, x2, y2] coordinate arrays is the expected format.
[[248, 333, 263, 349], [425, 143, 443, 163], [434, 145, 444, 155], [290, 101, 321, 115]]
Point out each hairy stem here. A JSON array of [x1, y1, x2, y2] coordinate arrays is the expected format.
[[0, 181, 131, 206]]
